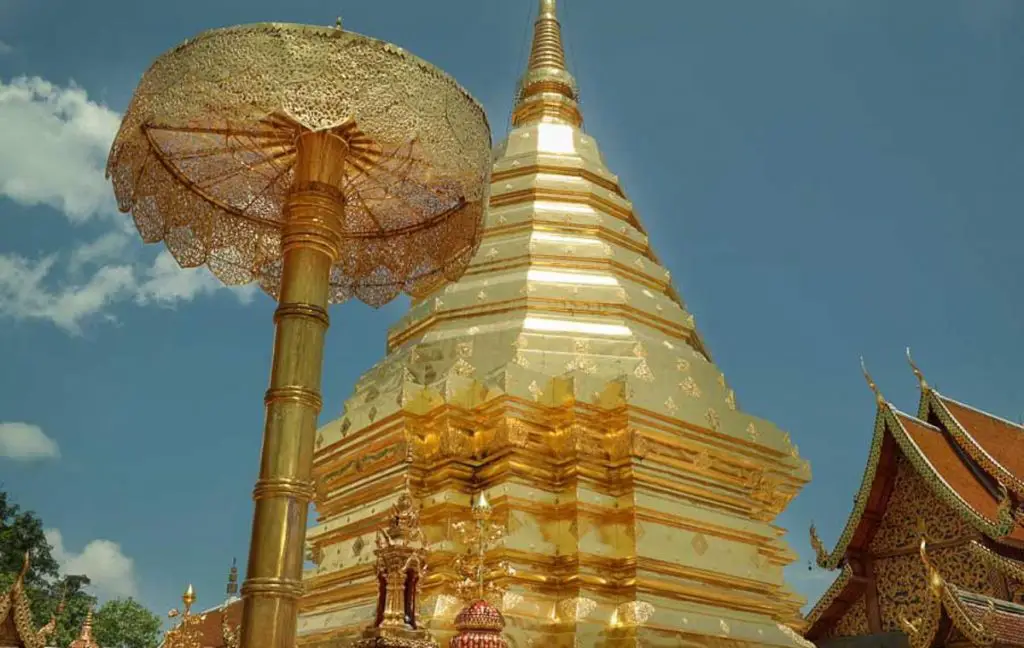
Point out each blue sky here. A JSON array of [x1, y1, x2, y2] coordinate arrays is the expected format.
[[1, 0, 1022, 620]]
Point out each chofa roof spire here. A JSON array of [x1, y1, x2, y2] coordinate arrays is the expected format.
[[512, 0, 582, 127]]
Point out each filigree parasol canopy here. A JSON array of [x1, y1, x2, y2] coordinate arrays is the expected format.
[[107, 23, 492, 306]]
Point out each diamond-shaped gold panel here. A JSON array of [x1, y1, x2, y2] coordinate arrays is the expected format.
[[691, 533, 709, 556]]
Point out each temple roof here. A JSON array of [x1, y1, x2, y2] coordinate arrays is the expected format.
[[0, 554, 60, 648], [804, 357, 1024, 641], [809, 358, 1024, 575]]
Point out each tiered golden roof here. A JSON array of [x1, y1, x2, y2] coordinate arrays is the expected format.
[[301, 1, 810, 646]]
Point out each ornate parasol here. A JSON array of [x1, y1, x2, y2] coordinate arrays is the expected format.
[[107, 22, 491, 648]]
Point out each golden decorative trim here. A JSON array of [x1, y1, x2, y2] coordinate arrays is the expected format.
[[264, 386, 324, 412], [966, 539, 1024, 582], [489, 187, 636, 226], [491, 165, 622, 196]]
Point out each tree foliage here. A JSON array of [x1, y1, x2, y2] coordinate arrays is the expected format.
[[94, 599, 162, 648], [1, 490, 162, 648]]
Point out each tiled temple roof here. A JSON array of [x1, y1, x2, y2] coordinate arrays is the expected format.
[[809, 359, 1024, 574], [804, 357, 1024, 641]]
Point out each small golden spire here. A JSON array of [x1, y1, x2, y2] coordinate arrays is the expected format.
[[512, 0, 582, 127], [530, 0, 566, 71], [182, 584, 196, 613], [906, 347, 929, 391], [69, 606, 100, 648], [860, 357, 885, 406], [471, 490, 491, 514]]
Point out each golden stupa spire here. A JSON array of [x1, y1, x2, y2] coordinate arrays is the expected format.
[[69, 607, 100, 648], [512, 0, 582, 127], [304, 0, 811, 643]]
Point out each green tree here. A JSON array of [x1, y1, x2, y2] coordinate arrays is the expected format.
[[93, 599, 162, 648], [1, 491, 162, 648], [0, 489, 63, 627], [49, 575, 98, 648]]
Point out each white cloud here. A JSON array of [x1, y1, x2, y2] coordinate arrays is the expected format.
[[0, 77, 121, 222], [0, 422, 60, 461], [45, 529, 139, 600], [0, 41, 11, 56], [0, 248, 257, 334], [0, 77, 260, 332], [68, 230, 133, 274]]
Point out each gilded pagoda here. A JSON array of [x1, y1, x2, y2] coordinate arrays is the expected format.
[[300, 1, 811, 646], [804, 353, 1024, 648]]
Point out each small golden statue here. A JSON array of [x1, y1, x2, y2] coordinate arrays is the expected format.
[[356, 484, 437, 648], [448, 492, 512, 648]]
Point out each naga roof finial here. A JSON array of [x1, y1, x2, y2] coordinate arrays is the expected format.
[[860, 357, 885, 406], [906, 347, 929, 391]]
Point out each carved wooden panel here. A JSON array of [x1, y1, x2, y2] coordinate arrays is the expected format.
[[874, 544, 996, 632], [869, 456, 971, 554], [1009, 577, 1024, 605], [825, 596, 869, 638]]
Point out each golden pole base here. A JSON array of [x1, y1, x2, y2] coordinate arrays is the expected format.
[[240, 131, 348, 648]]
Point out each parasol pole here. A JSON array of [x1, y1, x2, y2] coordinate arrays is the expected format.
[[241, 131, 347, 648]]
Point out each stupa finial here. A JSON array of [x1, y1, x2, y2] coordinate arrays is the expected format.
[[512, 0, 582, 127]]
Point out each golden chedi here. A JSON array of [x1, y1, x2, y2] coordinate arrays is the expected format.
[[300, 1, 810, 646]]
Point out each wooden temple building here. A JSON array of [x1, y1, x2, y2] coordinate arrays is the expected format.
[[804, 354, 1024, 648]]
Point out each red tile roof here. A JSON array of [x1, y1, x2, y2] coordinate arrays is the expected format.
[[941, 396, 1024, 480], [956, 590, 1024, 647], [894, 412, 1024, 542]]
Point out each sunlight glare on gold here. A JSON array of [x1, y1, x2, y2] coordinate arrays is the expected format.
[[523, 316, 631, 337], [526, 269, 618, 286], [534, 123, 577, 154]]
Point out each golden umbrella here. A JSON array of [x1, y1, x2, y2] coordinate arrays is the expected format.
[[106, 22, 491, 648]]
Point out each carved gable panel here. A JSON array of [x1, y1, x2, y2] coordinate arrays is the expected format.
[[874, 544, 997, 633], [869, 455, 972, 554], [825, 596, 870, 638]]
